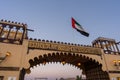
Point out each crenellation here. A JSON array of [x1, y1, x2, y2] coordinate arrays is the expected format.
[[46, 40, 49, 42], [1, 19, 3, 21], [28, 38, 95, 48], [42, 39, 45, 42], [60, 42, 63, 44], [8, 21, 11, 23], [56, 41, 59, 43], [34, 38, 37, 41], [49, 40, 52, 43], [4, 20, 7, 22], [0, 19, 27, 28], [11, 21, 14, 23], [29, 38, 33, 40], [53, 41, 56, 43], [38, 39, 41, 41]]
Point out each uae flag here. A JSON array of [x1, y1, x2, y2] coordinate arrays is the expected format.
[[71, 17, 89, 37]]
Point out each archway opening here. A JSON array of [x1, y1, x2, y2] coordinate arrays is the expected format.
[[25, 62, 85, 80], [20, 52, 109, 80]]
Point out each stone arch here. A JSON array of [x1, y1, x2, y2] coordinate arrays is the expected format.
[[20, 52, 110, 80]]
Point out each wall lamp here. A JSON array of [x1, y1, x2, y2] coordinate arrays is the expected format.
[[77, 63, 81, 66], [61, 61, 66, 65], [113, 60, 120, 69], [0, 52, 11, 63]]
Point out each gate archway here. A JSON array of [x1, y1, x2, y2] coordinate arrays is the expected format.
[[20, 52, 110, 80]]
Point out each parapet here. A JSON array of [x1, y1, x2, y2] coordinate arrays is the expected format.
[[0, 19, 28, 44]]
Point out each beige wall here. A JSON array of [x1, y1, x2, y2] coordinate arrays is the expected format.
[[0, 40, 28, 80], [0, 71, 19, 80], [0, 39, 120, 80], [104, 54, 120, 70], [104, 54, 120, 80]]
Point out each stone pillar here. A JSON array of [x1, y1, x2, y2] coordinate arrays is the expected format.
[[108, 42, 112, 54], [115, 43, 120, 54], [7, 26, 13, 39], [14, 27, 20, 40], [111, 42, 116, 54], [0, 24, 5, 37], [19, 68, 26, 80]]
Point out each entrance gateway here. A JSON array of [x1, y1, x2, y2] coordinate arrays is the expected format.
[[0, 20, 120, 80]]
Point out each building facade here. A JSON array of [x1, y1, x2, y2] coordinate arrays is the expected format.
[[0, 20, 120, 80]]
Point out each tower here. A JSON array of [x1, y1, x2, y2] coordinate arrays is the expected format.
[[92, 37, 120, 54], [0, 19, 28, 44], [0, 20, 28, 80]]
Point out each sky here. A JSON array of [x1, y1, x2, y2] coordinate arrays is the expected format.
[[0, 0, 120, 80]]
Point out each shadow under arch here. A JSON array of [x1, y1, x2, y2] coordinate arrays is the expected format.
[[20, 52, 110, 80]]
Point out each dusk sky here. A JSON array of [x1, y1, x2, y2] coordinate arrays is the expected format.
[[1, 0, 120, 80]]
